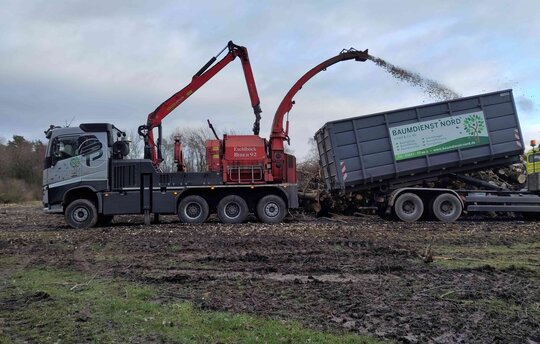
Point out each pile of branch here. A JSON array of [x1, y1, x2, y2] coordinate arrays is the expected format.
[[493, 164, 527, 188], [296, 159, 375, 216], [442, 163, 527, 190], [296, 153, 527, 216]]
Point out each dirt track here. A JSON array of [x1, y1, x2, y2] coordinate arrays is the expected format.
[[1, 204, 540, 343]]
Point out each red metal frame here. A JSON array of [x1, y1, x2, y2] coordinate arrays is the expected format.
[[142, 41, 262, 165], [268, 48, 369, 182]]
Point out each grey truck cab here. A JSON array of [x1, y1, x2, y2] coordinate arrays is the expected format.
[[43, 123, 130, 227]]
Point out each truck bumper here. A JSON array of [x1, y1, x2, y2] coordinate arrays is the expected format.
[[43, 204, 63, 214]]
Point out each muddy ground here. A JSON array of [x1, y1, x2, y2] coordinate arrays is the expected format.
[[1, 203, 539, 343]]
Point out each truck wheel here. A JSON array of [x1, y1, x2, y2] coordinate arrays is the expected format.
[[217, 195, 249, 224], [432, 193, 462, 222], [394, 193, 424, 222], [178, 195, 209, 224], [256, 195, 286, 224], [65, 199, 98, 229], [96, 215, 114, 227]]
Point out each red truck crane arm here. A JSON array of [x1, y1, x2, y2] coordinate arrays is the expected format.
[[139, 41, 262, 164], [269, 48, 369, 152]]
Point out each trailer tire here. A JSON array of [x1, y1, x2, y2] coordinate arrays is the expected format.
[[432, 193, 462, 222], [257, 195, 286, 224], [178, 195, 209, 224], [65, 199, 98, 229], [394, 193, 424, 222], [217, 195, 249, 224]]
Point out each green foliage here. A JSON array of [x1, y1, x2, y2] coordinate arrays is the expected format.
[[463, 114, 486, 137], [0, 268, 383, 344]]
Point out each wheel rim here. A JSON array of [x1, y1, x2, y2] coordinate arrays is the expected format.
[[264, 202, 280, 218], [402, 200, 416, 214], [185, 202, 202, 219], [73, 207, 89, 223], [439, 200, 455, 216], [224, 201, 241, 219]]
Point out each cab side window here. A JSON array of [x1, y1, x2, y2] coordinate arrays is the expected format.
[[77, 136, 102, 156], [52, 137, 79, 161], [51, 135, 103, 165], [529, 153, 540, 163]]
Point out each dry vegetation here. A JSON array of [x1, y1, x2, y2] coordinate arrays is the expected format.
[[0, 136, 45, 203]]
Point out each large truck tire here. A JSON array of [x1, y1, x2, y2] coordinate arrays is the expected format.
[[177, 195, 209, 224], [217, 195, 249, 224], [431, 193, 462, 222], [256, 195, 286, 224], [394, 193, 424, 222], [65, 199, 98, 229]]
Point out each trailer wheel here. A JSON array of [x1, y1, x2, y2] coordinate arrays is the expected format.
[[432, 193, 462, 222], [217, 195, 249, 224], [178, 195, 209, 224], [65, 199, 98, 229], [257, 195, 286, 224], [394, 193, 424, 222]]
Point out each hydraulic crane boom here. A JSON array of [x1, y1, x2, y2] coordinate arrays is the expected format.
[[139, 41, 262, 165], [268, 48, 369, 182], [270, 48, 369, 152]]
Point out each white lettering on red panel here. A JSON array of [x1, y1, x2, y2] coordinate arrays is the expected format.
[[233, 146, 258, 158]]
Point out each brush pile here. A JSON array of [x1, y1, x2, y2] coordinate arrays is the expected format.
[[297, 160, 528, 215]]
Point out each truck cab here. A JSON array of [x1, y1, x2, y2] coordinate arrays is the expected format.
[[43, 124, 129, 225]]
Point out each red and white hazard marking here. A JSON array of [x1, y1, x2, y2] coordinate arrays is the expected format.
[[515, 129, 522, 147], [340, 161, 348, 181]]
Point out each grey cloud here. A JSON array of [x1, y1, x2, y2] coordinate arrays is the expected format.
[[1, 0, 539, 157], [516, 96, 535, 113]]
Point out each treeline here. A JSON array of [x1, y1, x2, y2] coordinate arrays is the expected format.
[[0, 136, 45, 203]]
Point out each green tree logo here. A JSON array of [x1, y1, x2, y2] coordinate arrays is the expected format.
[[70, 157, 81, 168], [463, 114, 485, 142]]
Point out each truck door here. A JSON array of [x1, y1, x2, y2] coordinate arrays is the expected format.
[[46, 133, 108, 186]]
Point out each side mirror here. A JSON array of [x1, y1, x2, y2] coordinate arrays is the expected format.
[[50, 138, 59, 166]]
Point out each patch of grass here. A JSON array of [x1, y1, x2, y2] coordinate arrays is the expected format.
[[0, 268, 383, 343], [476, 298, 540, 316], [0, 256, 19, 267], [169, 244, 183, 252], [433, 243, 540, 274]]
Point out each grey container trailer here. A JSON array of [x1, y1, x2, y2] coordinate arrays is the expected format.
[[315, 90, 540, 222], [315, 90, 524, 192]]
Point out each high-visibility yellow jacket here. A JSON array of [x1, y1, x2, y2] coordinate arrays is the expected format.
[[525, 148, 540, 175]]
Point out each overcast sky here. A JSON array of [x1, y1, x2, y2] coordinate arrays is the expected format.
[[1, 0, 539, 159]]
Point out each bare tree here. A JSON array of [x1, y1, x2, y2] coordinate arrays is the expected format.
[[167, 127, 212, 172], [127, 130, 144, 159], [150, 125, 250, 172]]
